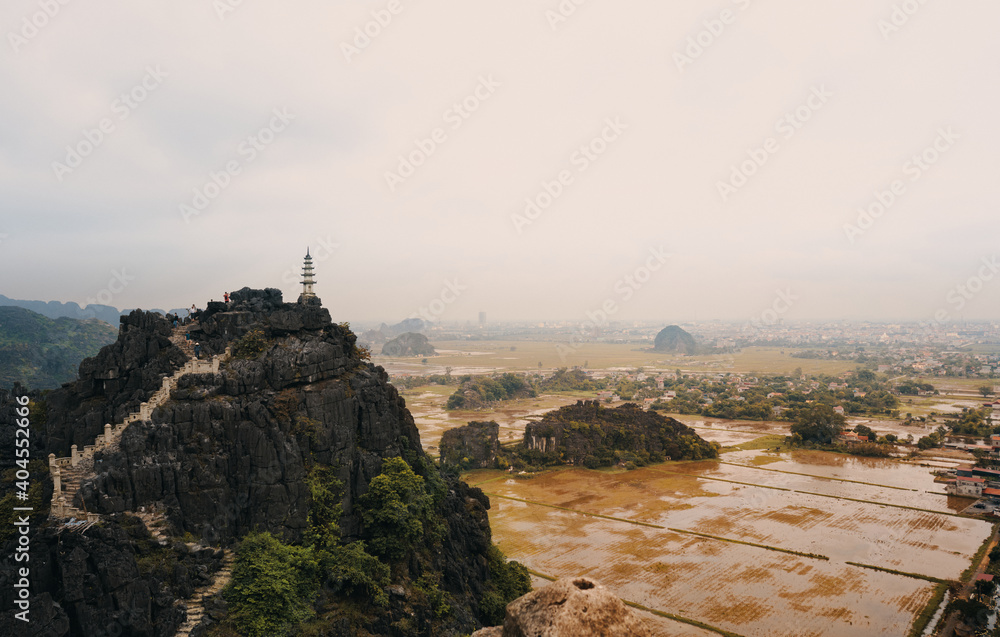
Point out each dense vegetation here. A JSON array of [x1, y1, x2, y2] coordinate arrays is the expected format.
[[653, 368, 902, 420], [218, 456, 529, 637], [536, 367, 598, 392], [445, 373, 537, 410], [0, 305, 117, 390]]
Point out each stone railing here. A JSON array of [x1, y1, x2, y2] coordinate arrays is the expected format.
[[49, 347, 230, 520]]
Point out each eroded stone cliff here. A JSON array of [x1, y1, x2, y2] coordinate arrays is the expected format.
[[0, 288, 523, 637]]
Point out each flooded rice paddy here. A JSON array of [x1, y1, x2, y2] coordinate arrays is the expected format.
[[462, 450, 992, 636], [403, 388, 992, 635]]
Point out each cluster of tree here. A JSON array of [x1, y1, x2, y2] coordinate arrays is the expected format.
[[537, 367, 602, 392], [221, 459, 530, 636], [915, 427, 950, 450], [896, 380, 936, 396], [948, 408, 997, 436], [446, 373, 537, 410], [788, 404, 847, 445], [646, 369, 901, 421], [786, 404, 899, 457]]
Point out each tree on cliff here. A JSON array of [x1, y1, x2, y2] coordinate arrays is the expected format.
[[225, 531, 321, 637], [358, 457, 439, 561]]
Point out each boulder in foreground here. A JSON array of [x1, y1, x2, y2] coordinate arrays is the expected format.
[[472, 577, 653, 637]]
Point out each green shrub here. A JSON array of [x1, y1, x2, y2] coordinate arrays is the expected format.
[[303, 466, 343, 551], [325, 541, 390, 607], [224, 531, 320, 637], [232, 329, 271, 360], [357, 457, 436, 561], [480, 545, 531, 625]]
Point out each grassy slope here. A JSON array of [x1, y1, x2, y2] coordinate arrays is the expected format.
[[0, 305, 117, 390]]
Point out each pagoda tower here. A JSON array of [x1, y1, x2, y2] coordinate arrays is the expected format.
[[300, 248, 317, 300]]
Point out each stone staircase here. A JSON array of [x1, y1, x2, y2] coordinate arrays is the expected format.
[[169, 321, 198, 359], [175, 549, 235, 637], [48, 325, 230, 522]]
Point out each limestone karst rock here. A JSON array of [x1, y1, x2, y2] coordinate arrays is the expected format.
[[381, 331, 436, 357], [652, 324, 697, 354], [0, 288, 518, 637]]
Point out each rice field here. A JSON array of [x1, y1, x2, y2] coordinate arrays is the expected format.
[[398, 360, 993, 635], [464, 452, 994, 636], [376, 342, 860, 377]]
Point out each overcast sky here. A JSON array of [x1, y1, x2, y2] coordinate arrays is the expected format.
[[1, 1, 998, 324]]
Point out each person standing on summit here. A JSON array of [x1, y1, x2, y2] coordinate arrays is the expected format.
[[224, 291, 230, 303]]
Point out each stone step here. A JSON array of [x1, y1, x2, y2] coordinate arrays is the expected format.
[[49, 334, 231, 522]]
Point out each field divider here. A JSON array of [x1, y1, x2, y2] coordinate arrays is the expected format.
[[789, 489, 969, 518], [718, 461, 917, 492], [467, 475, 507, 487], [652, 468, 970, 518], [648, 467, 794, 492], [526, 567, 748, 637], [485, 493, 666, 529], [844, 561, 949, 583], [490, 489, 831, 561], [667, 528, 830, 561]]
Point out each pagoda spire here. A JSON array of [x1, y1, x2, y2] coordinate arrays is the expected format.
[[300, 248, 316, 300]]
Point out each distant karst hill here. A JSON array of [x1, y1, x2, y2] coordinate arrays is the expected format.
[[653, 324, 697, 354], [381, 331, 436, 357], [0, 305, 117, 390], [360, 317, 427, 345], [0, 293, 181, 326]]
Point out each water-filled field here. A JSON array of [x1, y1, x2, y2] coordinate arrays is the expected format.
[[464, 450, 994, 637]]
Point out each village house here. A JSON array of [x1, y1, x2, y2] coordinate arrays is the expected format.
[[948, 475, 986, 497], [838, 431, 868, 445], [833, 406, 845, 416]]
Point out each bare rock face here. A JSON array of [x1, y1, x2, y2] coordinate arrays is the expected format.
[[473, 577, 653, 637], [440, 421, 502, 469]]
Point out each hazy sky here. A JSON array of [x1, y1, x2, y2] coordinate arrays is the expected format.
[[1, 1, 998, 324]]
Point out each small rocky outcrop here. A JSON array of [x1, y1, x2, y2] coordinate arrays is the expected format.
[[652, 324, 696, 354], [471, 577, 652, 637], [381, 332, 436, 357], [440, 421, 502, 469], [522, 401, 718, 468]]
